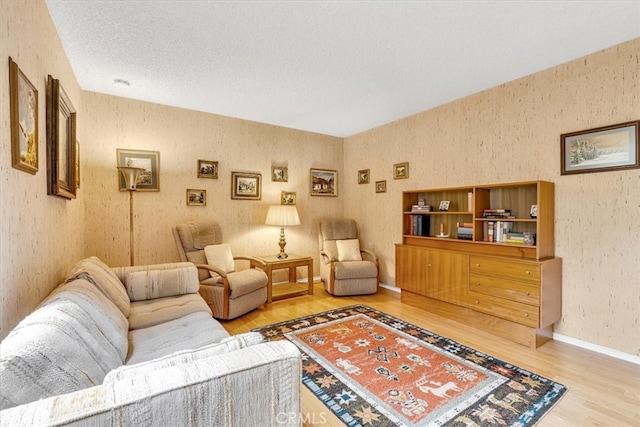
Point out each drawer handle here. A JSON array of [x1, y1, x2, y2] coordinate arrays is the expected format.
[[476, 263, 480, 267], [475, 282, 481, 286], [475, 300, 479, 304], [526, 292, 530, 296], [428, 264, 432, 268], [525, 270, 531, 275], [524, 313, 529, 317]]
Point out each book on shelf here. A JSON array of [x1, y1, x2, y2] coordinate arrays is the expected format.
[[408, 214, 430, 236], [457, 222, 473, 228], [411, 205, 432, 212], [482, 208, 514, 219]]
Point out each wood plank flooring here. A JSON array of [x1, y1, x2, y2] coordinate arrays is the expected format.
[[223, 283, 640, 426]]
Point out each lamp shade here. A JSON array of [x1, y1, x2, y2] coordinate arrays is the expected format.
[[117, 166, 145, 191], [265, 205, 300, 227]]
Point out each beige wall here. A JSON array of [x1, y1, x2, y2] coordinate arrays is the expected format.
[[81, 92, 343, 271], [343, 38, 640, 356], [1, 0, 86, 339]]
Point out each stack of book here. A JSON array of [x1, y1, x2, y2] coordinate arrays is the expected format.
[[482, 208, 514, 219], [505, 232, 526, 244], [485, 220, 513, 243], [456, 222, 473, 240], [411, 204, 432, 212], [408, 215, 430, 236]]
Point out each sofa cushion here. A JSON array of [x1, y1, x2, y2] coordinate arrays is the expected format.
[[124, 265, 199, 301], [105, 332, 264, 383], [227, 269, 268, 299], [334, 260, 378, 279], [336, 239, 363, 261], [204, 243, 236, 277], [66, 256, 130, 317], [128, 293, 212, 330], [0, 279, 128, 410], [125, 311, 229, 365]]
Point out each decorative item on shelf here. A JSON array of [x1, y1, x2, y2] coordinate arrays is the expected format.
[[358, 169, 369, 184], [468, 192, 473, 212], [438, 201, 450, 211], [436, 223, 449, 238], [186, 189, 206, 206], [530, 204, 538, 218], [117, 166, 145, 266], [197, 159, 218, 179], [523, 232, 536, 246], [265, 205, 300, 259]]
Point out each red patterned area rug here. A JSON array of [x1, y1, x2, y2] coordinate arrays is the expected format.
[[253, 304, 566, 426]]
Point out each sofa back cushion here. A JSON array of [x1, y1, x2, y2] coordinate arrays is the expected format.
[[0, 279, 128, 410], [124, 264, 200, 301], [66, 256, 130, 317]]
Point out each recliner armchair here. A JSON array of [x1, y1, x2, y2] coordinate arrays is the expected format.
[[318, 219, 379, 296], [173, 220, 268, 319]]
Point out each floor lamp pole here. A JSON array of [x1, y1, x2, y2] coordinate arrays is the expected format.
[[128, 190, 135, 266], [117, 166, 145, 267]]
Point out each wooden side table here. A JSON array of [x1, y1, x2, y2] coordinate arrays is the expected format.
[[251, 254, 313, 303]]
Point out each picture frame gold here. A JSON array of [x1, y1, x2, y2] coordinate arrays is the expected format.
[[281, 191, 296, 205], [46, 75, 76, 199], [116, 149, 160, 191], [358, 169, 369, 184], [560, 120, 639, 175], [9, 57, 38, 174], [393, 162, 409, 179], [186, 188, 206, 206], [231, 171, 261, 200], [272, 166, 288, 182], [310, 168, 337, 196], [198, 159, 218, 179], [375, 180, 387, 193]]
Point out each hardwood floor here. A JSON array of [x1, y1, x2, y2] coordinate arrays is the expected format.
[[223, 283, 640, 426]]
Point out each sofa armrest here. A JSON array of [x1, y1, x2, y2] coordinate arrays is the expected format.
[[113, 262, 201, 302], [0, 341, 302, 427]]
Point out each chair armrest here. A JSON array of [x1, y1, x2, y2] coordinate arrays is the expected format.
[[360, 249, 378, 263], [234, 256, 266, 269], [195, 263, 227, 278], [319, 250, 332, 264], [1, 341, 302, 426]]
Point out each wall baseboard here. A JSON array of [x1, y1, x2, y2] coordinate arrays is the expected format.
[[552, 333, 639, 365]]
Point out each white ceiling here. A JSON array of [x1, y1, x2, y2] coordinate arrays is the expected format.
[[44, 1, 640, 138]]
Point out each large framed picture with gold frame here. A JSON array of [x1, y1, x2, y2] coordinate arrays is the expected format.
[[46, 75, 76, 199], [116, 149, 160, 191], [9, 57, 38, 174]]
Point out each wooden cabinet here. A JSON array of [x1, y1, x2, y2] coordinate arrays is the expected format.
[[397, 181, 562, 348]]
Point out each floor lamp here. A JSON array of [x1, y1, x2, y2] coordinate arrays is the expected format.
[[265, 205, 300, 259], [117, 166, 145, 266]]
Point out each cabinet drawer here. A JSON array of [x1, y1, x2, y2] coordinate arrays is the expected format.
[[469, 256, 540, 283], [468, 291, 539, 327], [469, 273, 540, 305]]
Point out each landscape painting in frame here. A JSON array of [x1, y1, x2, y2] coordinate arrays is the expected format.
[[116, 149, 160, 191], [561, 120, 639, 175], [9, 57, 38, 174], [231, 171, 261, 200], [310, 168, 337, 196]]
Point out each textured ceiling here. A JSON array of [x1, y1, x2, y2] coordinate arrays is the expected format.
[[45, 1, 640, 138]]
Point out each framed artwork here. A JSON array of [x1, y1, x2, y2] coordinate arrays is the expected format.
[[231, 171, 261, 200], [46, 75, 76, 200], [198, 159, 218, 179], [75, 140, 80, 189], [116, 148, 160, 191], [186, 189, 206, 206], [9, 57, 38, 174], [358, 169, 369, 184], [272, 166, 288, 182], [375, 180, 387, 193], [561, 120, 639, 175], [439, 200, 450, 211], [393, 162, 409, 179], [281, 191, 296, 205], [310, 168, 337, 196]]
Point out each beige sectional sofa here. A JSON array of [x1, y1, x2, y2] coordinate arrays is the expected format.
[[0, 257, 302, 426]]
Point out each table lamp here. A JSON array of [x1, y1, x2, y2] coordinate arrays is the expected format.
[[265, 205, 300, 259]]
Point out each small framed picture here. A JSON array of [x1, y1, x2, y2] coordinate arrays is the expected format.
[[231, 171, 261, 200], [358, 169, 369, 184], [310, 168, 337, 196], [9, 57, 39, 175], [272, 166, 288, 182], [439, 200, 450, 211], [198, 159, 218, 179], [375, 180, 387, 193], [393, 162, 409, 179], [186, 189, 206, 206], [530, 204, 538, 218], [281, 191, 296, 205]]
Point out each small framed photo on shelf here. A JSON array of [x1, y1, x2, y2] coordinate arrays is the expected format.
[[186, 189, 206, 206], [439, 200, 450, 211], [560, 120, 639, 175], [375, 180, 387, 193], [358, 169, 369, 184], [198, 159, 218, 179], [393, 162, 409, 179], [530, 204, 538, 218], [281, 191, 296, 205], [271, 166, 288, 182]]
